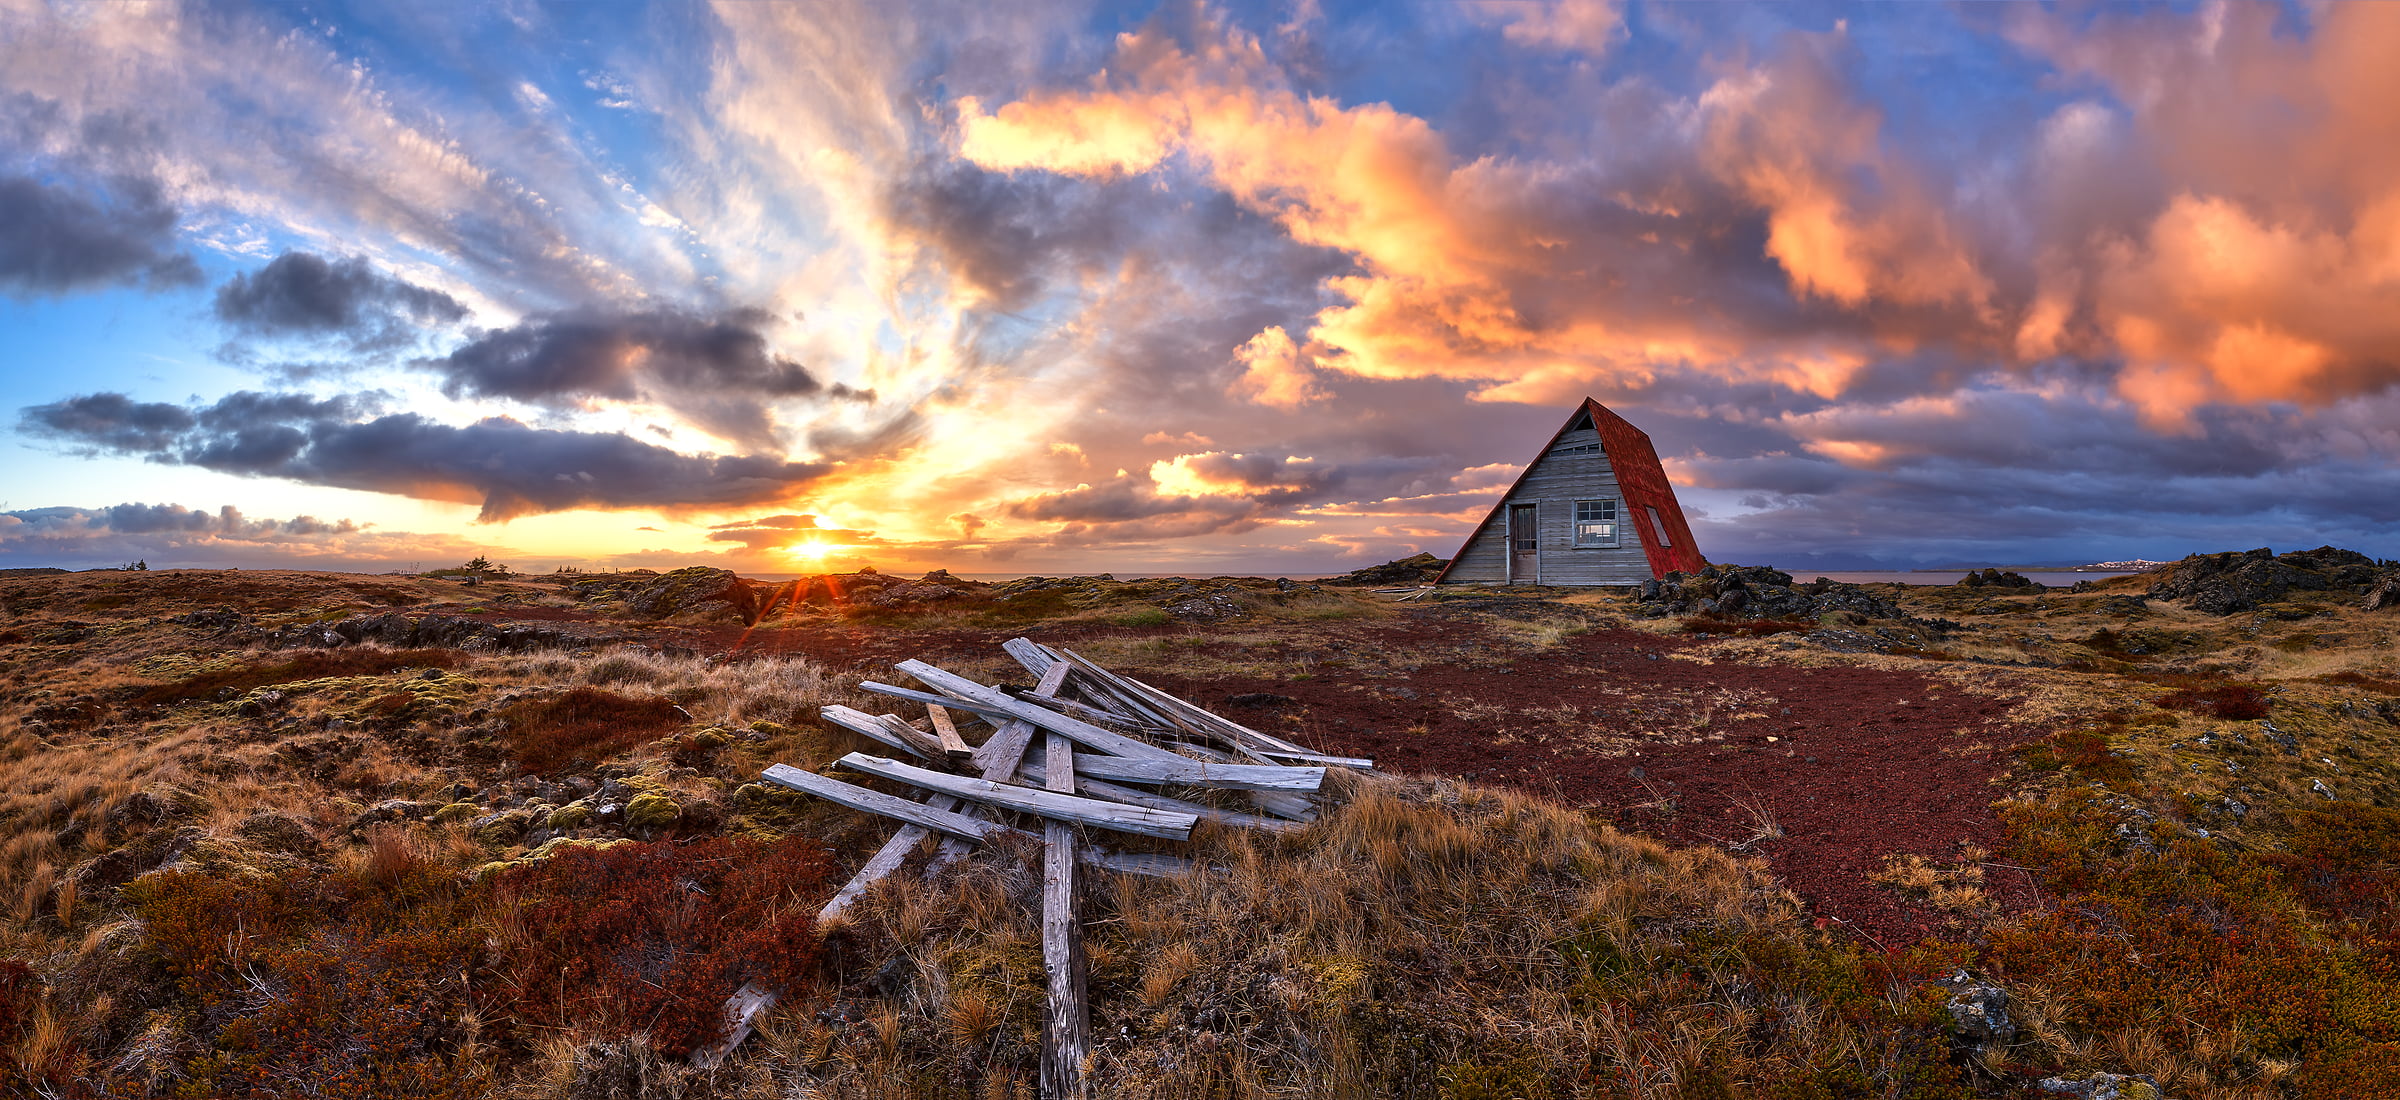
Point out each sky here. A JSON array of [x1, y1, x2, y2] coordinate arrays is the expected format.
[[5, 0, 2400, 576]]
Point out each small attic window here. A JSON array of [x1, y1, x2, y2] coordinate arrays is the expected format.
[[1574, 499, 1618, 547], [1645, 505, 1672, 546], [1551, 442, 1601, 456]]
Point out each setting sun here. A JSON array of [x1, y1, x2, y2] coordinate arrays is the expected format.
[[784, 541, 835, 563]]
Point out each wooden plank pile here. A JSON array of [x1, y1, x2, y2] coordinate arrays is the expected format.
[[692, 637, 1373, 1097]]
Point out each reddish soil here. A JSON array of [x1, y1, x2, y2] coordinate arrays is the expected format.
[[437, 602, 2049, 947], [1159, 623, 2048, 948]]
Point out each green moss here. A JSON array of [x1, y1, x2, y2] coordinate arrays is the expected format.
[[546, 800, 593, 831], [430, 802, 480, 825], [471, 809, 534, 846], [624, 790, 680, 831], [473, 836, 635, 880]]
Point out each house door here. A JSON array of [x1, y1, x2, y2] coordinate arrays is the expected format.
[[1508, 503, 1539, 583]]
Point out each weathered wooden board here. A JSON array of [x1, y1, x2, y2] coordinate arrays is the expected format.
[[858, 679, 1016, 720], [1001, 635, 1063, 678], [818, 799, 953, 925], [1041, 730, 1088, 1100], [926, 704, 971, 762], [1246, 747, 1376, 769], [1008, 690, 1164, 734], [1081, 849, 1194, 877], [895, 661, 1196, 765], [936, 659, 1070, 869], [687, 980, 781, 1069], [1016, 761, 1302, 834], [1066, 753, 1324, 791], [836, 753, 1197, 840], [819, 705, 938, 762], [760, 763, 1011, 842]]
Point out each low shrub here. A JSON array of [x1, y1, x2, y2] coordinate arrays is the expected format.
[[119, 860, 488, 1098], [2136, 671, 2272, 719], [499, 686, 686, 774], [486, 835, 833, 1059], [1992, 796, 2400, 1093]]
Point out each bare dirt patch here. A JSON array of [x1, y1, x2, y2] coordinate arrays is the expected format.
[[1128, 619, 2044, 946]]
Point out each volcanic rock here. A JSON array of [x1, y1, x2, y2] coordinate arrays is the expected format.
[[1324, 552, 1447, 586], [1633, 564, 1921, 626], [2146, 546, 2388, 615]]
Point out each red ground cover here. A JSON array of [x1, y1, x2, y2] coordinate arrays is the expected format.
[[476, 607, 2047, 947]]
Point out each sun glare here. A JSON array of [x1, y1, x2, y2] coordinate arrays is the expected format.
[[785, 541, 835, 562]]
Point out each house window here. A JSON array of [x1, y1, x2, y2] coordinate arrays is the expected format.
[[1573, 499, 1618, 548], [1646, 505, 1672, 546]]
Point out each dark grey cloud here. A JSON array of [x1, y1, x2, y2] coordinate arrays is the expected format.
[[0, 500, 461, 571], [20, 393, 199, 453], [1669, 389, 2400, 566], [422, 307, 865, 449], [18, 391, 836, 522], [883, 161, 1139, 311], [0, 174, 200, 297], [214, 251, 468, 349]]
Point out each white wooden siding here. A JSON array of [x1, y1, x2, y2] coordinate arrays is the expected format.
[[1442, 427, 1656, 584]]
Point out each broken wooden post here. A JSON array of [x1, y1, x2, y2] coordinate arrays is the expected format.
[[927, 703, 972, 763], [1041, 728, 1088, 1100]]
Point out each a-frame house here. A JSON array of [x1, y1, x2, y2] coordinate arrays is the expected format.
[[1435, 398, 1706, 585]]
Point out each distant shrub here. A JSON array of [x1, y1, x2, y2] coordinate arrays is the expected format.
[[582, 652, 671, 686], [500, 686, 686, 774], [2152, 680, 2271, 720], [2322, 670, 2400, 696], [980, 588, 1079, 622], [487, 835, 832, 1058], [136, 647, 465, 704]]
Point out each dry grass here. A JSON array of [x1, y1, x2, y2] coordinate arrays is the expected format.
[[8, 566, 2400, 1096], [770, 777, 1945, 1098]]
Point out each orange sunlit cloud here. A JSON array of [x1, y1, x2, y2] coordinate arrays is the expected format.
[[12, 1, 2400, 575]]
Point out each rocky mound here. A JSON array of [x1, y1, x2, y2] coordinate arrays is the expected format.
[[261, 611, 629, 652], [1956, 568, 2038, 589], [571, 566, 753, 621], [1323, 552, 1446, 586], [2145, 546, 2398, 615], [569, 566, 979, 623], [1631, 564, 1919, 624]]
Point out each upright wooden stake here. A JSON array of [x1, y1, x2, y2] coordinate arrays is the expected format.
[[1041, 729, 1089, 1099], [926, 703, 972, 763]]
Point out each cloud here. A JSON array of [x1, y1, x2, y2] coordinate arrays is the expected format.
[[705, 512, 874, 553], [214, 251, 468, 349], [1466, 0, 1626, 55], [20, 392, 200, 453], [19, 391, 837, 522], [1228, 326, 1326, 408], [422, 307, 861, 450], [0, 500, 494, 571], [954, 7, 2400, 427], [0, 173, 200, 297]]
